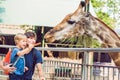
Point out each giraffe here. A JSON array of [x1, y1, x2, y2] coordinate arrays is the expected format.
[[44, 1, 120, 68]]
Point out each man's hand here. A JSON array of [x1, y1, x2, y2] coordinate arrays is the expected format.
[[3, 64, 16, 73]]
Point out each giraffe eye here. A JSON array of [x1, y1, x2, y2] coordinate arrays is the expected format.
[[67, 20, 76, 24]]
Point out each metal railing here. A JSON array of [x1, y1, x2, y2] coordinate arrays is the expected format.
[[42, 58, 119, 80], [0, 45, 120, 80]]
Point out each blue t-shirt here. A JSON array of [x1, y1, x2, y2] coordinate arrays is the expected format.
[[10, 48, 25, 75], [23, 48, 43, 79]]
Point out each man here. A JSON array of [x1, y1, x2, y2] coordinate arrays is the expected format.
[[23, 31, 45, 80]]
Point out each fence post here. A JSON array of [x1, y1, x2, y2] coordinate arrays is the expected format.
[[81, 51, 89, 80], [81, 35, 93, 80]]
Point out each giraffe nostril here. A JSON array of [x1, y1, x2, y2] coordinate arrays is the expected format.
[[44, 34, 50, 39]]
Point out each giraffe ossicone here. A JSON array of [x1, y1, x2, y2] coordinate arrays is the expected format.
[[44, 1, 120, 68]]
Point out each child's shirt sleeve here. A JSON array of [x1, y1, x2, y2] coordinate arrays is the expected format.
[[10, 48, 19, 63]]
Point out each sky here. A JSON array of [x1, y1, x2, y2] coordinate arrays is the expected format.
[[2, 0, 96, 27], [3, 0, 80, 26]]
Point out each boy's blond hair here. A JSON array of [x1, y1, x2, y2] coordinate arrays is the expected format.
[[14, 33, 27, 44]]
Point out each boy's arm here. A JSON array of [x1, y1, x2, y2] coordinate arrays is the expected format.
[[17, 42, 40, 56], [17, 44, 34, 56]]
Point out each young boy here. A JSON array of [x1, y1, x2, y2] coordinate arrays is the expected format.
[[9, 33, 34, 80], [23, 31, 45, 80]]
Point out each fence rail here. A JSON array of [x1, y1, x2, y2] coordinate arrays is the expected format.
[[0, 45, 120, 52], [0, 45, 120, 80]]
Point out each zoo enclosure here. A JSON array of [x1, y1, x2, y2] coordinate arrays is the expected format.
[[37, 47, 120, 80], [0, 45, 120, 80]]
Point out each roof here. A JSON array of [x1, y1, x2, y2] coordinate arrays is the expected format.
[[0, 24, 25, 34], [2, 0, 96, 27]]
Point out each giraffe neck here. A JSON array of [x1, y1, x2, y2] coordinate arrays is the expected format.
[[82, 16, 120, 48], [85, 17, 120, 67]]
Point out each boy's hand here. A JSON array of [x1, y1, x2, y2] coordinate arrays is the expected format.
[[24, 66, 28, 71], [28, 43, 34, 49]]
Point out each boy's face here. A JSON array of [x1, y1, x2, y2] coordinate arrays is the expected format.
[[18, 39, 27, 49], [27, 37, 36, 44]]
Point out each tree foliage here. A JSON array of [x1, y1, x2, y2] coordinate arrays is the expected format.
[[0, 0, 5, 23], [96, 11, 115, 28], [91, 0, 117, 28]]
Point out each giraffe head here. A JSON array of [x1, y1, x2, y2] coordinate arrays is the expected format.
[[44, 1, 120, 46], [44, 1, 87, 42]]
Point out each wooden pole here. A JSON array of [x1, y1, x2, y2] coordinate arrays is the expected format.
[[41, 26, 44, 57]]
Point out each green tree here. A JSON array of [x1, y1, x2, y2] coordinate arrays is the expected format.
[[91, 0, 117, 28], [0, 0, 6, 23], [96, 11, 115, 28]]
